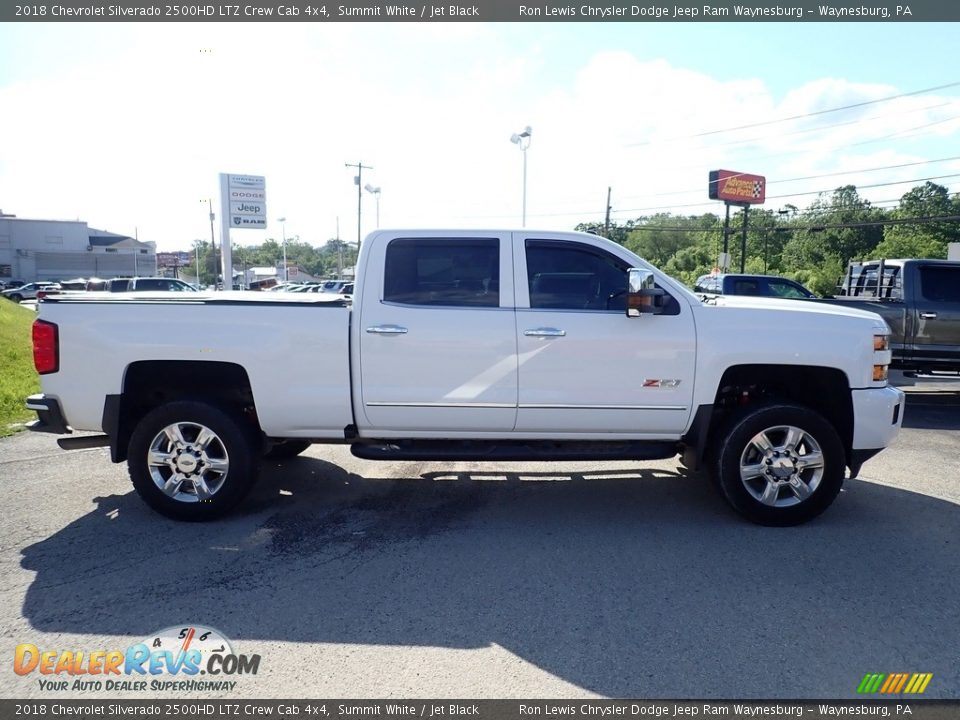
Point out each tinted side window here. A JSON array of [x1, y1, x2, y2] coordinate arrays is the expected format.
[[731, 279, 760, 296], [383, 238, 499, 307], [767, 280, 808, 298], [135, 279, 167, 291], [919, 267, 960, 302], [526, 242, 628, 311], [694, 276, 716, 293]]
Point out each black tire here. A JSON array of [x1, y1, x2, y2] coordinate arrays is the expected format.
[[9, 293, 23, 303], [713, 403, 845, 526], [127, 401, 260, 521], [263, 439, 312, 460]]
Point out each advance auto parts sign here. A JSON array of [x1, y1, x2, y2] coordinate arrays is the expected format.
[[708, 169, 766, 205]]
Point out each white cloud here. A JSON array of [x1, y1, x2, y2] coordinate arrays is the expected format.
[[0, 25, 957, 252]]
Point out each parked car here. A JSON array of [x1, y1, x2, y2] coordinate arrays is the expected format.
[[1, 279, 26, 290], [2, 282, 60, 303], [694, 273, 817, 299], [107, 277, 198, 292], [320, 280, 350, 294], [85, 278, 110, 291]]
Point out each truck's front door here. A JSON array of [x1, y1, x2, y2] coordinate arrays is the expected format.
[[910, 263, 960, 365], [357, 234, 518, 432], [513, 236, 696, 435]]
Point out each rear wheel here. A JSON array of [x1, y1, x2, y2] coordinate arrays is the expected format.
[[714, 403, 845, 526], [9, 293, 23, 303], [263, 439, 312, 460], [127, 401, 259, 521]]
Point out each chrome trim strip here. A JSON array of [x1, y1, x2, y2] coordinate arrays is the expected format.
[[519, 404, 688, 411], [365, 403, 687, 411], [365, 402, 515, 408]]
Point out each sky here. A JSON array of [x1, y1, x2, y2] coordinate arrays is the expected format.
[[1, 21, 959, 253]]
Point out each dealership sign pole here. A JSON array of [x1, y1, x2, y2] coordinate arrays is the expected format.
[[219, 173, 267, 289], [708, 169, 765, 273]]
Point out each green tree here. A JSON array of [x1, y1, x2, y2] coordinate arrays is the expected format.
[[781, 186, 887, 282], [624, 213, 719, 268], [574, 220, 636, 245], [873, 182, 959, 259]]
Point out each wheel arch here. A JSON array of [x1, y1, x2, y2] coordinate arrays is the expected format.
[[104, 360, 260, 463], [681, 364, 853, 471]]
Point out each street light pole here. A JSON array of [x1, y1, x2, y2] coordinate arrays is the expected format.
[[206, 199, 217, 288], [277, 217, 287, 282], [345, 161, 373, 251], [364, 184, 381, 228], [510, 126, 532, 227]]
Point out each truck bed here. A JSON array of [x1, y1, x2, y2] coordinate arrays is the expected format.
[[37, 292, 355, 439]]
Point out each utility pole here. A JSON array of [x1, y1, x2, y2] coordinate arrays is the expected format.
[[345, 161, 372, 252], [604, 187, 612, 238], [739, 205, 751, 274], [336, 216, 343, 280], [207, 199, 218, 287]]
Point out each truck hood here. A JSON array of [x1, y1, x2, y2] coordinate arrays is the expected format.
[[702, 294, 888, 327]]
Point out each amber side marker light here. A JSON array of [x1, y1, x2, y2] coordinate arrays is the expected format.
[[873, 364, 889, 382], [874, 335, 889, 351]]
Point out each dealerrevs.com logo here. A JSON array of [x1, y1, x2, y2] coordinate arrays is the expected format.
[[14, 625, 260, 693]]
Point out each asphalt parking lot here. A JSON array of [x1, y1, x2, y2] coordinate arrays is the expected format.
[[1, 377, 958, 700]]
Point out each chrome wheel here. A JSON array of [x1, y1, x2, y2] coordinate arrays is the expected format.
[[146, 421, 229, 503], [739, 424, 825, 508]]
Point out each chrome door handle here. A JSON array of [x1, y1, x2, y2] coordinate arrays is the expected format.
[[366, 325, 408, 334], [524, 327, 566, 337], [919, 312, 937, 319]]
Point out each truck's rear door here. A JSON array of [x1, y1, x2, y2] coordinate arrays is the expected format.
[[356, 233, 518, 432]]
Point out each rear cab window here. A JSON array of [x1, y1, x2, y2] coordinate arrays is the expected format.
[[918, 266, 960, 303], [383, 237, 500, 308]]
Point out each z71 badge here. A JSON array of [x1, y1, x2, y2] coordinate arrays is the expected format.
[[642, 379, 682, 388]]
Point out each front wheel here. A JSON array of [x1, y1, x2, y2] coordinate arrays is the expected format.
[[9, 293, 23, 303], [713, 403, 845, 526], [127, 401, 260, 521]]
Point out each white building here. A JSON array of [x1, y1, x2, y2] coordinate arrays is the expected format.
[[0, 212, 156, 283]]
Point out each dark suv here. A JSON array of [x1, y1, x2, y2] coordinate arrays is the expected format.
[[694, 273, 816, 299]]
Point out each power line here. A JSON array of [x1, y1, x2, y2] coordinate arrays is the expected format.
[[632, 100, 957, 154], [617, 214, 960, 233], [613, 154, 960, 204], [521, 173, 960, 220], [626, 80, 960, 146], [768, 156, 960, 186]]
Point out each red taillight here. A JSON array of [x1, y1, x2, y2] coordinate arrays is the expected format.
[[32, 320, 59, 375]]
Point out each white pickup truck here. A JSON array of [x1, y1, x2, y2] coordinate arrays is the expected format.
[[27, 229, 904, 525]]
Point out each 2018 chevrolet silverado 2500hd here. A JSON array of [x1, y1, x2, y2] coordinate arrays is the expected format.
[[26, 229, 904, 525], [821, 259, 960, 374]]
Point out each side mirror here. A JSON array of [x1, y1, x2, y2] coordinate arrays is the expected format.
[[626, 268, 664, 317]]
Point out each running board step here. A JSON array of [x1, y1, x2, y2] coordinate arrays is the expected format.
[[57, 434, 111, 450], [350, 440, 679, 462]]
